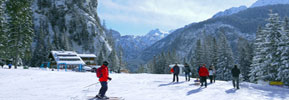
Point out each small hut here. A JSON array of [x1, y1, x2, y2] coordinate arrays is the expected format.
[[48, 51, 85, 69], [78, 54, 97, 67]]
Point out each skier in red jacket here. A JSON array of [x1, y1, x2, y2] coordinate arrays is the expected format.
[[96, 61, 112, 99], [199, 64, 209, 87]]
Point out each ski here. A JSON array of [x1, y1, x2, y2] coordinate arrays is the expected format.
[[87, 96, 124, 100]]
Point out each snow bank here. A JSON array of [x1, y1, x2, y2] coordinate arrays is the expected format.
[[0, 69, 288, 100]]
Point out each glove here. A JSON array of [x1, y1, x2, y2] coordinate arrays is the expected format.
[[108, 77, 112, 81]]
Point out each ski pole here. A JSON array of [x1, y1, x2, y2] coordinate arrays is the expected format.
[[84, 82, 99, 88], [83, 78, 111, 88]]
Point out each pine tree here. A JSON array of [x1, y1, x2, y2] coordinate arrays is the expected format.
[[202, 30, 210, 65], [190, 57, 198, 77], [97, 51, 104, 65], [6, 0, 34, 68], [108, 49, 119, 72], [117, 45, 125, 72], [216, 31, 234, 81], [204, 35, 214, 66], [30, 15, 49, 66], [0, 0, 7, 59], [211, 37, 218, 67], [31, 28, 47, 66], [250, 26, 267, 82], [262, 11, 282, 81], [154, 52, 165, 74], [137, 64, 146, 73], [237, 37, 253, 81], [194, 39, 203, 67], [151, 55, 156, 73], [277, 17, 289, 85]]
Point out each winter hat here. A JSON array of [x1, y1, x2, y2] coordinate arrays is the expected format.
[[103, 61, 109, 65]]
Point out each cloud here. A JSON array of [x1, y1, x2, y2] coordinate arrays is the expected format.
[[98, 0, 257, 35]]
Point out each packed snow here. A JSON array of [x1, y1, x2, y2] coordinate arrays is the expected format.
[[0, 68, 288, 100]]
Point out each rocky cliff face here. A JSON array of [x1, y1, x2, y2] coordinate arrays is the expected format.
[[31, 0, 112, 66]]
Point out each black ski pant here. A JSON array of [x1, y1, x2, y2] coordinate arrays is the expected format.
[[173, 74, 179, 82], [185, 73, 190, 81], [200, 76, 207, 87], [209, 75, 213, 83], [213, 75, 216, 83], [98, 81, 108, 97], [232, 77, 239, 89]]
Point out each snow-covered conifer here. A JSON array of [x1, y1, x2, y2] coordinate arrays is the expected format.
[[6, 0, 34, 68], [216, 30, 234, 81]]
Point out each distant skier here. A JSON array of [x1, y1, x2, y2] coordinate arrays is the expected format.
[[231, 65, 240, 89], [196, 64, 201, 77], [172, 63, 180, 82], [212, 65, 216, 83], [8, 64, 12, 69], [197, 65, 201, 74], [184, 63, 191, 81], [95, 61, 112, 99], [199, 64, 209, 87], [208, 65, 216, 83]]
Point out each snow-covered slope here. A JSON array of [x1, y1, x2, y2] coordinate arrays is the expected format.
[[212, 6, 247, 18], [251, 0, 289, 8], [0, 68, 288, 100]]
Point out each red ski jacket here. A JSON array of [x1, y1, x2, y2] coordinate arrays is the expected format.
[[170, 68, 174, 73], [199, 66, 209, 77], [97, 65, 109, 82]]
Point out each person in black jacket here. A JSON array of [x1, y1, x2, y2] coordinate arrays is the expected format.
[[231, 65, 240, 89], [184, 63, 191, 81], [172, 63, 180, 82]]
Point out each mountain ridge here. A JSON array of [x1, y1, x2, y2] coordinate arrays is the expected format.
[[138, 4, 289, 65]]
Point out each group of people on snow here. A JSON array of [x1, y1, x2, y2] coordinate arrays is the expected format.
[[170, 63, 240, 89], [93, 61, 241, 99], [0, 63, 12, 69]]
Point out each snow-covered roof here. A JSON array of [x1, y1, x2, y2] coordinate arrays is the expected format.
[[78, 54, 96, 58], [51, 51, 78, 56], [169, 64, 184, 68], [50, 51, 85, 65]]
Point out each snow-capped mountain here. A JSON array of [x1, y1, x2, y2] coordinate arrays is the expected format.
[[107, 28, 170, 72], [30, 0, 113, 66], [139, 4, 289, 63], [139, 29, 170, 48], [112, 29, 169, 61], [213, 0, 289, 18], [212, 6, 247, 18], [251, 0, 289, 8]]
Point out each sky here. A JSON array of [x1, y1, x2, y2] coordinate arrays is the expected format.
[[98, 0, 258, 36]]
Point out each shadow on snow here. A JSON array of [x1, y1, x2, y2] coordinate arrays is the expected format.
[[225, 88, 237, 94], [187, 83, 213, 95], [158, 81, 185, 87], [187, 87, 202, 95], [240, 83, 289, 99]]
